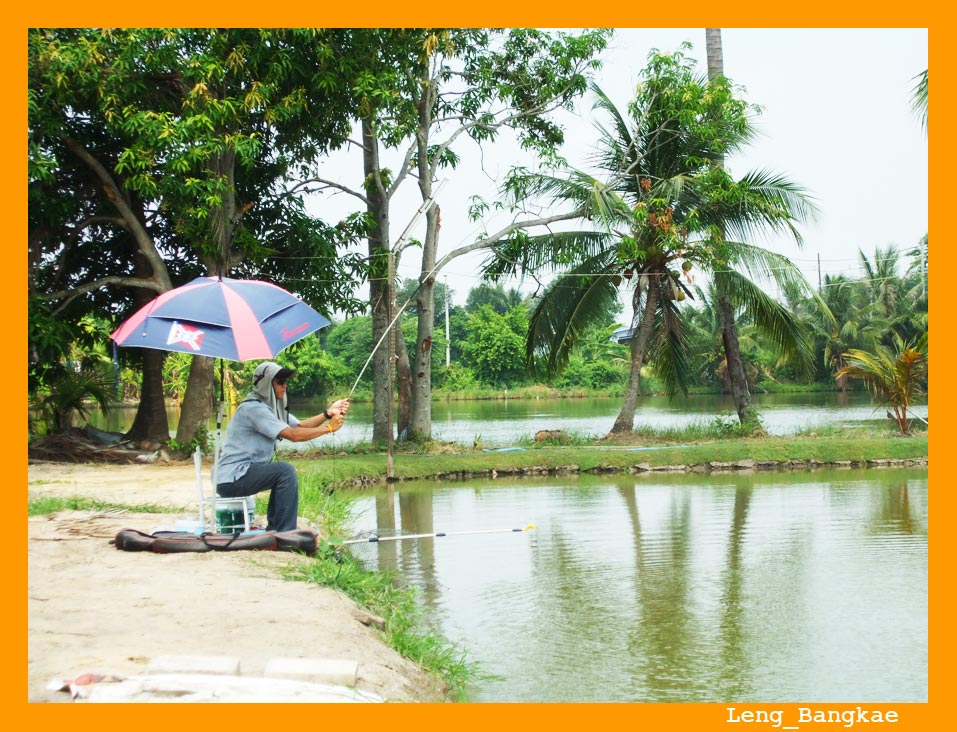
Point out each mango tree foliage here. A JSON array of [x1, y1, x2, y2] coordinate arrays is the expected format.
[[29, 28, 366, 444]]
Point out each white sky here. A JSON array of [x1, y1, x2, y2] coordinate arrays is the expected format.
[[305, 28, 928, 313]]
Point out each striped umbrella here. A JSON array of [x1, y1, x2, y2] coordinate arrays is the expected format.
[[110, 276, 330, 361]]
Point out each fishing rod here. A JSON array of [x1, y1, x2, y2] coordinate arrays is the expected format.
[[342, 523, 536, 545], [349, 178, 449, 398]]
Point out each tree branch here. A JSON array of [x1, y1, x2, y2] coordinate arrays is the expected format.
[[286, 177, 369, 205], [435, 210, 581, 271], [62, 136, 171, 291], [43, 275, 166, 315]]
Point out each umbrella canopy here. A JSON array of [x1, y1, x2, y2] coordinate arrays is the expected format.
[[111, 276, 330, 361]]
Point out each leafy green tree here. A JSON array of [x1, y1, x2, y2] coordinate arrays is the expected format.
[[488, 48, 818, 434], [277, 338, 353, 399], [395, 277, 452, 327], [324, 315, 374, 389], [836, 334, 927, 434], [447, 307, 471, 363], [460, 304, 530, 386], [308, 28, 610, 442], [465, 283, 525, 315], [29, 28, 366, 445], [435, 363, 479, 392], [29, 28, 182, 442], [553, 321, 628, 390]]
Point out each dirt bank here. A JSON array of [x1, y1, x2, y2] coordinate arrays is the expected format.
[[27, 461, 447, 703]]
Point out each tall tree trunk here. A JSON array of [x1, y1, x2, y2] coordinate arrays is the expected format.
[[125, 348, 170, 444], [122, 219, 171, 445], [409, 79, 440, 442], [68, 141, 173, 445], [705, 27, 724, 79], [410, 269, 437, 442], [395, 327, 411, 439], [363, 118, 393, 443], [175, 355, 217, 448], [611, 279, 660, 434], [706, 28, 757, 425], [175, 149, 238, 449], [718, 296, 754, 422]]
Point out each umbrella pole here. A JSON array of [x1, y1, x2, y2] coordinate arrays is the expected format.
[[213, 359, 226, 485], [194, 446, 205, 526]]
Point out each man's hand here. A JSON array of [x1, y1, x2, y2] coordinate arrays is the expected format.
[[326, 413, 345, 433], [329, 398, 351, 417]]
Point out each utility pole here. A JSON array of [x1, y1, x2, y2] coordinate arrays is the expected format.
[[444, 275, 451, 368], [817, 252, 822, 291], [921, 235, 927, 299]]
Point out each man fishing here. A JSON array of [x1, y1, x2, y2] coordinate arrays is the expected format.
[[216, 361, 350, 532]]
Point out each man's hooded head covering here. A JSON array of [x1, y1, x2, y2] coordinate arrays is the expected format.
[[246, 361, 296, 422]]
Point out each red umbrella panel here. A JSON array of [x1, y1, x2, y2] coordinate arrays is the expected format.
[[110, 277, 330, 361]]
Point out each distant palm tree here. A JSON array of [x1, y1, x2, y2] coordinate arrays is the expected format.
[[858, 246, 901, 317], [490, 49, 818, 433], [689, 279, 815, 392], [911, 69, 928, 132], [33, 366, 114, 434], [836, 333, 927, 434]]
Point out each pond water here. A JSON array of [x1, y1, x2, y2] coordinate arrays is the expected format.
[[88, 391, 927, 447], [344, 467, 928, 703]]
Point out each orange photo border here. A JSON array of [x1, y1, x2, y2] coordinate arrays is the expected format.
[[11, 6, 939, 730]]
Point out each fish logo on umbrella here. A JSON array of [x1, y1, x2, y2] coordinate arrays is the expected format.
[[167, 321, 205, 351]]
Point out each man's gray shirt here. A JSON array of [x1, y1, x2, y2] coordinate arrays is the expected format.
[[216, 400, 300, 485]]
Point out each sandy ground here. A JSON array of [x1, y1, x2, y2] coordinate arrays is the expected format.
[[27, 461, 447, 703]]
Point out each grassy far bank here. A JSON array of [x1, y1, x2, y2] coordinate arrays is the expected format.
[[289, 424, 928, 489]]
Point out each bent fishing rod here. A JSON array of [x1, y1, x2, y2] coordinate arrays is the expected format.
[[342, 524, 536, 545], [349, 179, 449, 398]]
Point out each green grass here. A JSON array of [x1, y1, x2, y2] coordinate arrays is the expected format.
[[27, 495, 184, 516], [288, 427, 926, 488], [281, 483, 485, 700]]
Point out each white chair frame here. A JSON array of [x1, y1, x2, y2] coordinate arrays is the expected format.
[[193, 429, 254, 534]]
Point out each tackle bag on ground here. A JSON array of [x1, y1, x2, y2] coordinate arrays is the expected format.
[[111, 528, 319, 556]]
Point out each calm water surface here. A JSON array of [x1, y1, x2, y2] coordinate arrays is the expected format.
[[345, 468, 927, 703], [89, 392, 928, 446]]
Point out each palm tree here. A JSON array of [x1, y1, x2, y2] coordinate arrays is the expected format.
[[33, 366, 114, 434], [836, 333, 927, 434], [707, 27, 756, 424], [911, 69, 928, 132], [489, 49, 818, 433], [688, 280, 815, 392]]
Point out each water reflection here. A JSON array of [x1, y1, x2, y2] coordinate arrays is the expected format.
[[717, 485, 752, 699], [345, 469, 927, 702]]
